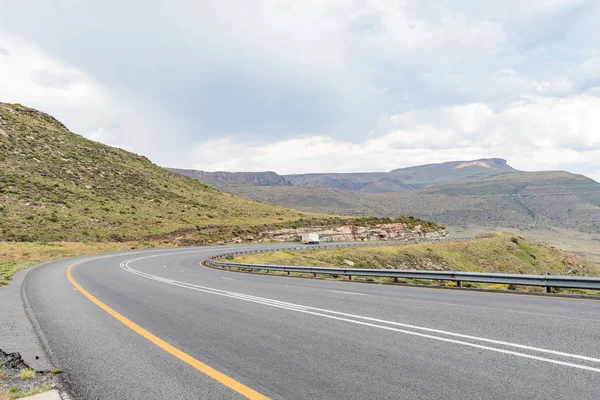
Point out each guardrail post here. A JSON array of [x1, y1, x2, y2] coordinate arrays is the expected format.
[[394, 277, 398, 282], [546, 286, 551, 293], [456, 281, 462, 288], [348, 275, 352, 280], [313, 272, 317, 277]]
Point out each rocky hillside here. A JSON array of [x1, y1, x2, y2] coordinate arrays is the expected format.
[[169, 169, 291, 187], [0, 103, 313, 242], [165, 216, 446, 246]]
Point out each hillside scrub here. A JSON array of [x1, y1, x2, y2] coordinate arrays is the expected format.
[[231, 233, 600, 282], [0, 103, 321, 242]]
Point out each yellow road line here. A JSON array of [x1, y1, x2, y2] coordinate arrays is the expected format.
[[67, 259, 269, 400]]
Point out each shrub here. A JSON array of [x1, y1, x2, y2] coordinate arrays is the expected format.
[[20, 369, 36, 380]]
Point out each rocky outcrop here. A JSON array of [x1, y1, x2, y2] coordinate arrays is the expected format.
[[170, 169, 291, 187], [257, 223, 448, 243]]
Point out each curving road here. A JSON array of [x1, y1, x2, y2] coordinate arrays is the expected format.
[[24, 245, 600, 399]]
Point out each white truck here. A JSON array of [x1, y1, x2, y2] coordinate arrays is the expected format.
[[301, 233, 320, 244]]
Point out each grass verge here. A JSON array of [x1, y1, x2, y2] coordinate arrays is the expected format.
[[226, 233, 600, 295], [1, 384, 52, 399], [0, 241, 171, 286]]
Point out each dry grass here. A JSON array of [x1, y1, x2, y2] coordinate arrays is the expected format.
[[0, 241, 169, 286], [231, 233, 600, 294], [234, 233, 600, 275], [1, 385, 52, 399], [18, 370, 35, 381]]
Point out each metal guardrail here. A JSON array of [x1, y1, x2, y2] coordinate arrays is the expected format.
[[206, 246, 600, 293]]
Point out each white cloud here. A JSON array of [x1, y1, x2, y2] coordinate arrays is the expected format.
[[0, 1, 599, 179], [191, 94, 600, 177], [0, 31, 189, 163], [0, 32, 108, 117]]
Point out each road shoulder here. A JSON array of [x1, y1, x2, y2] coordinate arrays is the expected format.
[[0, 268, 52, 371]]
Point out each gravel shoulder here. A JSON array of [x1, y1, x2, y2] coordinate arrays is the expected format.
[[0, 268, 69, 399]]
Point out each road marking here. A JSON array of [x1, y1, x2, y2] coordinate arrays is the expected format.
[[67, 259, 269, 400], [330, 290, 366, 296], [122, 256, 600, 373], [221, 277, 234, 280]]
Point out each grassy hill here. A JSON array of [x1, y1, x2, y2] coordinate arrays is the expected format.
[[230, 233, 600, 292], [224, 171, 600, 233], [0, 103, 324, 242]]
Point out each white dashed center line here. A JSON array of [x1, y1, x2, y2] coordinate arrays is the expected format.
[[330, 290, 366, 296]]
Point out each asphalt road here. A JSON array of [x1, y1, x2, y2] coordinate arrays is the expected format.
[[24, 245, 600, 399]]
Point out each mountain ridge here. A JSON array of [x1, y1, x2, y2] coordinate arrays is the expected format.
[[174, 158, 519, 192]]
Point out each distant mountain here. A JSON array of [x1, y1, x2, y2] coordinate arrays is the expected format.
[[169, 169, 291, 187], [174, 158, 519, 193], [284, 158, 518, 192], [223, 171, 600, 234], [386, 158, 518, 186]]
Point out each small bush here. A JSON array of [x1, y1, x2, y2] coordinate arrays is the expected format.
[[20, 368, 36, 380]]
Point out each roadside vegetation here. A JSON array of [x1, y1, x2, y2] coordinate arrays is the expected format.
[[1, 384, 52, 400], [1, 351, 57, 400], [228, 233, 600, 294], [0, 241, 167, 286]]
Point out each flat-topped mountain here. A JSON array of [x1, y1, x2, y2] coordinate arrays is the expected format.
[[284, 158, 518, 192], [169, 169, 291, 187]]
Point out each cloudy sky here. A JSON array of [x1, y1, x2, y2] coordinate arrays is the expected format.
[[1, 1, 599, 180]]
